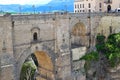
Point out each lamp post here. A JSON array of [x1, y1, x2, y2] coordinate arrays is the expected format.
[[49, 6, 52, 13], [32, 5, 35, 14], [19, 6, 21, 14], [64, 4, 67, 12]]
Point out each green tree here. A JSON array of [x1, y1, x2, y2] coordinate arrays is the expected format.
[[80, 32, 120, 79], [20, 61, 36, 80], [105, 33, 120, 67]]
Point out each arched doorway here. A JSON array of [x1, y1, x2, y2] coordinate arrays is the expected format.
[[71, 22, 86, 48], [20, 51, 54, 80], [107, 5, 111, 12]]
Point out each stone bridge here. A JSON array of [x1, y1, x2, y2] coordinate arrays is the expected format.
[[0, 12, 120, 80]]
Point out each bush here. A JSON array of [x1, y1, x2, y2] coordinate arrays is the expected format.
[[20, 61, 36, 80], [80, 51, 99, 61], [96, 35, 105, 44], [80, 32, 120, 67]]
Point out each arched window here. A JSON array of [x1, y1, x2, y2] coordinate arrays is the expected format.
[[107, 5, 111, 12], [108, 0, 111, 3], [88, 3, 91, 8], [99, 3, 102, 8], [33, 32, 38, 41]]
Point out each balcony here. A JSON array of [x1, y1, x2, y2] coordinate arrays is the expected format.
[[104, 0, 112, 4], [74, 0, 84, 2]]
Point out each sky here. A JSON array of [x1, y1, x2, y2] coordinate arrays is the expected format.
[[0, 0, 52, 5]]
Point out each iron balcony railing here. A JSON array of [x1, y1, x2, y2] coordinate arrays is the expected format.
[[104, 0, 112, 4]]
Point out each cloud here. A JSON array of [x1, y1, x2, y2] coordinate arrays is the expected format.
[[0, 0, 52, 5]]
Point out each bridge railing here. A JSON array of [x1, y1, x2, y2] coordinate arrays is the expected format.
[[69, 12, 120, 17], [10, 11, 120, 20]]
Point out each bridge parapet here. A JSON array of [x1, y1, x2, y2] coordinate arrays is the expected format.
[[69, 12, 120, 17]]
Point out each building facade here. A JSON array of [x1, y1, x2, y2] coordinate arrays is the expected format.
[[74, 0, 120, 13]]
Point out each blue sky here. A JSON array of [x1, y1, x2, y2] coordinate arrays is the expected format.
[[0, 0, 52, 5], [0, 0, 74, 12]]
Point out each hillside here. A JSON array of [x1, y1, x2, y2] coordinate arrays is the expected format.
[[0, 0, 74, 13]]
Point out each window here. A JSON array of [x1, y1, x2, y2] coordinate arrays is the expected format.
[[31, 27, 40, 42], [99, 3, 102, 8], [88, 3, 91, 8], [75, 10, 77, 13], [75, 4, 76, 8], [80, 4, 81, 8], [33, 32, 38, 41], [78, 4, 79, 8], [107, 5, 111, 12], [108, 0, 111, 3]]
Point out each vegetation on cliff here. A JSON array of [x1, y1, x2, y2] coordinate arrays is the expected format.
[[81, 32, 120, 67], [20, 61, 36, 80], [80, 32, 120, 79]]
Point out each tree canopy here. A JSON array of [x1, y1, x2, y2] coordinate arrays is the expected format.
[[80, 32, 120, 67]]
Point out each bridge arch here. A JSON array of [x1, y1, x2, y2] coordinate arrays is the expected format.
[[71, 22, 87, 48], [16, 46, 56, 80]]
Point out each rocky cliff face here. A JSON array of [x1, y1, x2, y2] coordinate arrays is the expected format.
[[83, 53, 120, 80]]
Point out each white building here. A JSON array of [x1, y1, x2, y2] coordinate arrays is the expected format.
[[74, 0, 120, 13]]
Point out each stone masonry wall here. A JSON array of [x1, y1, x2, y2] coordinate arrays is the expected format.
[[0, 13, 120, 80]]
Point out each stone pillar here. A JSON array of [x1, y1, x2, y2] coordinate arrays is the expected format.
[[0, 16, 16, 80], [55, 51, 72, 80], [62, 53, 72, 80], [0, 54, 15, 80], [55, 15, 72, 80]]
